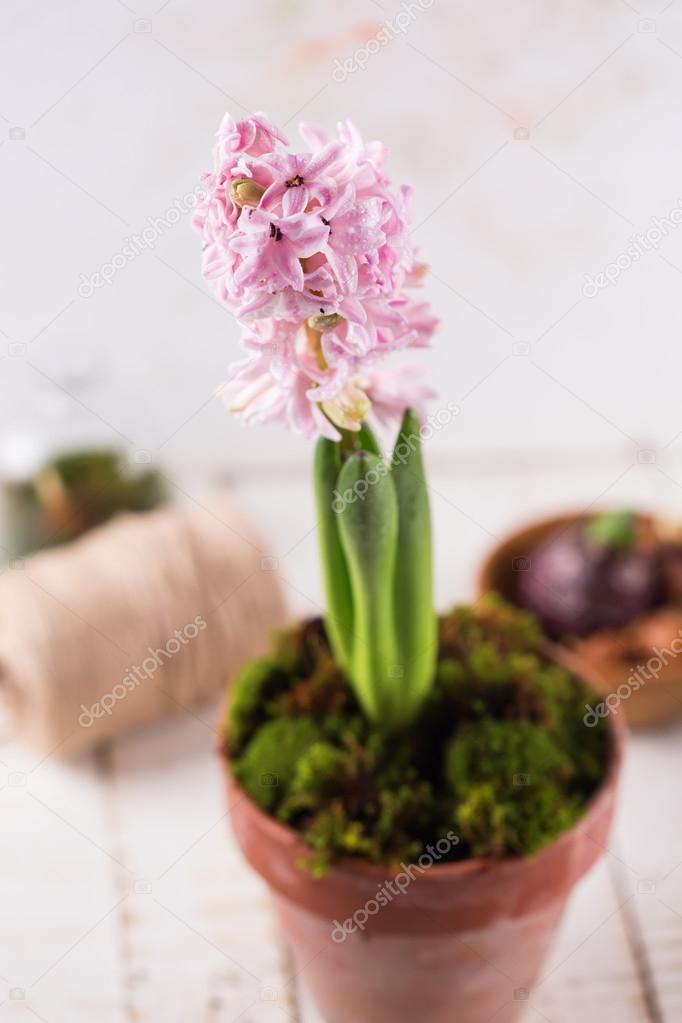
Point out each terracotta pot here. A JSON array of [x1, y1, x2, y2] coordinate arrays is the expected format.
[[220, 708, 623, 1023], [478, 512, 682, 728]]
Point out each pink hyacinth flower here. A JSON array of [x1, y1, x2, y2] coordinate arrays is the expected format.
[[196, 112, 439, 440]]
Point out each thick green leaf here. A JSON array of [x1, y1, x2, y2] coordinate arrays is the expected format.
[[356, 422, 382, 457], [314, 439, 354, 673], [336, 452, 400, 724], [391, 410, 437, 721]]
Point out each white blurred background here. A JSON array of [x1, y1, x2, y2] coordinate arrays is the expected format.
[[3, 0, 682, 484]]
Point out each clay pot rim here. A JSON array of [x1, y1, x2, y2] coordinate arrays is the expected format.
[[218, 647, 626, 884]]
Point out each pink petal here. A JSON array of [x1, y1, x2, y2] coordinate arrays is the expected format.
[[306, 140, 345, 178], [260, 180, 287, 211], [282, 186, 308, 216], [298, 121, 332, 150], [272, 243, 304, 291], [288, 220, 330, 257], [325, 246, 358, 294]]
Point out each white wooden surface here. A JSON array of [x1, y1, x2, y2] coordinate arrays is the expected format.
[[3, 460, 682, 1023]]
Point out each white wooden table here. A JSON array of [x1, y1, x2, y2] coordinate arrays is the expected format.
[[2, 460, 682, 1023]]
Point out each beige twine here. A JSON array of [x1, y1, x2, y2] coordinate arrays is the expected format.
[[0, 494, 287, 756]]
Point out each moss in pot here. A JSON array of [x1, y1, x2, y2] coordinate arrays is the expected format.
[[195, 111, 621, 1023], [228, 586, 608, 876]]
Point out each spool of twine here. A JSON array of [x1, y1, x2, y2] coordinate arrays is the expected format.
[[0, 494, 287, 756]]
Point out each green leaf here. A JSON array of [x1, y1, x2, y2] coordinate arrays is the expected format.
[[584, 510, 636, 551], [356, 422, 382, 457], [391, 410, 437, 721], [314, 439, 354, 674], [336, 452, 400, 724]]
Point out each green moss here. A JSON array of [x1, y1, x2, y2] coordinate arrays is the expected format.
[[445, 720, 580, 857], [51, 450, 164, 514], [228, 655, 284, 753], [228, 619, 351, 755], [227, 594, 610, 870], [454, 781, 581, 859], [232, 717, 324, 811], [3, 448, 166, 558], [290, 742, 349, 799]]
